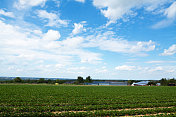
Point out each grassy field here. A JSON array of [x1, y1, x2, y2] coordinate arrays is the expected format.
[[0, 84, 176, 116]]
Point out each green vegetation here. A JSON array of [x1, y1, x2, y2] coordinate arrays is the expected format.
[[85, 76, 92, 83], [0, 77, 68, 84], [76, 76, 84, 84], [1, 77, 175, 86], [0, 76, 93, 84], [0, 85, 175, 116], [13, 77, 22, 83], [160, 78, 176, 86]]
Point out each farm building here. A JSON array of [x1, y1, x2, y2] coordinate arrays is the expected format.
[[109, 82, 128, 86], [85, 81, 128, 86], [131, 81, 149, 86], [156, 83, 161, 86]]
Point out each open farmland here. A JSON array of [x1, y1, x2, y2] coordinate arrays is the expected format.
[[0, 84, 176, 116]]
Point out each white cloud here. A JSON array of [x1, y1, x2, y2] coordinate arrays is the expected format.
[[0, 19, 155, 73], [43, 30, 61, 41], [68, 67, 87, 71], [146, 60, 176, 63], [37, 10, 68, 27], [0, 9, 15, 18], [72, 23, 86, 35], [84, 31, 155, 55], [14, 0, 47, 9], [114, 65, 176, 74], [148, 66, 163, 72], [95, 66, 107, 73], [152, 19, 174, 29], [93, 0, 172, 25], [33, 30, 42, 36], [53, 0, 60, 8], [95, 69, 107, 73], [62, 36, 84, 48], [75, 0, 85, 3], [55, 64, 65, 68], [115, 65, 136, 71], [164, 1, 176, 19], [153, 1, 176, 28], [0, 20, 66, 62], [143, 66, 176, 73], [161, 44, 176, 56], [0, 19, 101, 71], [78, 51, 102, 63]]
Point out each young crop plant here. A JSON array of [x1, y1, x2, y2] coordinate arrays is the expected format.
[[0, 84, 175, 116]]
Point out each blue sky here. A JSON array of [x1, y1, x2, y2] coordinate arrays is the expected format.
[[0, 0, 176, 80]]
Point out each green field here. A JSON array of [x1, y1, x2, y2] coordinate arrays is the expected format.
[[0, 84, 176, 116]]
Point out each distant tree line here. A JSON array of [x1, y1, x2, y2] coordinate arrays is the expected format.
[[1, 76, 174, 86], [0, 77, 67, 84], [159, 78, 176, 86], [76, 76, 92, 84], [0, 76, 93, 85]]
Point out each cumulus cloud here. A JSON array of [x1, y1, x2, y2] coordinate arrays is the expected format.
[[14, 0, 47, 9], [43, 30, 61, 41], [98, 40, 155, 54], [72, 23, 86, 35], [62, 36, 84, 48], [115, 65, 136, 71], [93, 0, 172, 25], [161, 44, 176, 56], [75, 0, 85, 3], [0, 19, 101, 71], [0, 19, 155, 75], [0, 9, 15, 18], [37, 10, 68, 27], [84, 31, 155, 55]]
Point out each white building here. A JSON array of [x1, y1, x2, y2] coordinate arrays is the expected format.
[[131, 81, 149, 86]]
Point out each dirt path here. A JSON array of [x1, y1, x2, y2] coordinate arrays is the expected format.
[[122, 112, 176, 117], [52, 106, 175, 114]]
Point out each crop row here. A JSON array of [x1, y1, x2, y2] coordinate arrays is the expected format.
[[0, 107, 176, 116], [0, 103, 176, 112], [0, 85, 175, 116]]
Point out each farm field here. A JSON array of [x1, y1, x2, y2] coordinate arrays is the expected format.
[[0, 84, 176, 116]]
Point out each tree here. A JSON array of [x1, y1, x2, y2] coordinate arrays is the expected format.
[[159, 78, 176, 86], [38, 78, 45, 83], [85, 76, 92, 83], [56, 79, 60, 83], [77, 76, 84, 84], [47, 79, 52, 84], [26, 79, 31, 83], [55, 79, 65, 84], [160, 78, 168, 86], [169, 78, 176, 83], [147, 81, 156, 86], [14, 77, 22, 83]]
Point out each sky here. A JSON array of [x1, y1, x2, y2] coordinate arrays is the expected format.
[[0, 0, 176, 80]]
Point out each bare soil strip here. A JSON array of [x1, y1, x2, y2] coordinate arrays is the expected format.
[[122, 112, 176, 117], [52, 106, 175, 114]]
